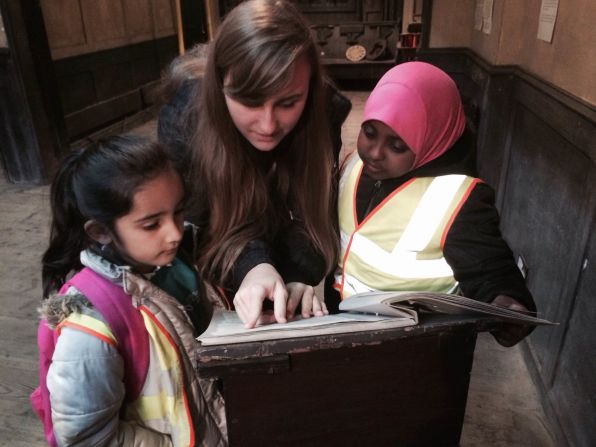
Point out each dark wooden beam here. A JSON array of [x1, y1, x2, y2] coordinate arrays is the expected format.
[[421, 0, 433, 49], [0, 0, 67, 183]]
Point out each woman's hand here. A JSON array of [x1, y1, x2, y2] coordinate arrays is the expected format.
[[490, 294, 533, 347], [233, 263, 288, 329], [286, 282, 328, 319]]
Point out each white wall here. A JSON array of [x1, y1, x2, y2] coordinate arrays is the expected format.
[[429, 0, 596, 105]]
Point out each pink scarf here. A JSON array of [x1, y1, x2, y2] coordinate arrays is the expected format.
[[362, 61, 466, 169]]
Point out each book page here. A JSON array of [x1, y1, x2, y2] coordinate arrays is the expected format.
[[197, 310, 417, 346], [339, 291, 556, 326], [338, 290, 417, 318]]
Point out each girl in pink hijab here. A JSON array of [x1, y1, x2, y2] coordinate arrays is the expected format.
[[332, 62, 536, 347]]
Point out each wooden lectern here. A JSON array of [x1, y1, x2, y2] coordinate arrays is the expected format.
[[196, 316, 498, 447]]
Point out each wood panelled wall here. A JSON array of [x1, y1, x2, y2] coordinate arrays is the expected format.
[[0, 0, 66, 183], [419, 49, 596, 447], [39, 0, 179, 141], [497, 73, 595, 447], [0, 9, 7, 48], [41, 0, 177, 60], [0, 53, 44, 182]]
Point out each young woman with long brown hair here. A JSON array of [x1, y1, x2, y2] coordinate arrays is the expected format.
[[159, 0, 351, 328]]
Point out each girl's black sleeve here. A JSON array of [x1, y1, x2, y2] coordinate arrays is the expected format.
[[443, 182, 536, 312], [226, 239, 276, 294], [226, 225, 326, 294], [272, 221, 327, 286]]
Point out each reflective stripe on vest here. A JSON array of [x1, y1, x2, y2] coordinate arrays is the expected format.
[[133, 306, 194, 447], [58, 310, 194, 447], [336, 156, 479, 298], [58, 313, 117, 348]]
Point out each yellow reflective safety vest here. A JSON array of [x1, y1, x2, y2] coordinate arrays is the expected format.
[[58, 307, 196, 446], [335, 155, 481, 299], [55, 271, 228, 447]]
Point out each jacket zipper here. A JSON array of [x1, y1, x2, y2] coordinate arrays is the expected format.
[[363, 180, 383, 219]]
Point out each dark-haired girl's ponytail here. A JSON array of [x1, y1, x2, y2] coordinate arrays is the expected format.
[[41, 151, 89, 298]]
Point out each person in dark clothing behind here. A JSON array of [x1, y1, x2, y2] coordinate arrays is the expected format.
[[158, 0, 351, 329], [330, 61, 535, 347]]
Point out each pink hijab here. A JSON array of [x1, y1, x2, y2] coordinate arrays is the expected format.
[[362, 61, 466, 169]]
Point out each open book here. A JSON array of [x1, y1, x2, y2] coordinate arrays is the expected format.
[[197, 310, 414, 346], [197, 291, 555, 346], [338, 290, 554, 325]]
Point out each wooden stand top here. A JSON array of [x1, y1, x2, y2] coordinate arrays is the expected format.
[[196, 315, 499, 378]]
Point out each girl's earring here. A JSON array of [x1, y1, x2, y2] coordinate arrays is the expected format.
[[101, 244, 107, 252]]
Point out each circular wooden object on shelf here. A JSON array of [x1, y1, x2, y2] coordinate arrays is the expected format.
[[345, 45, 366, 62]]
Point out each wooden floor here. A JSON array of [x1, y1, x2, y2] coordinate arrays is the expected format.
[[0, 91, 556, 446], [0, 178, 49, 446]]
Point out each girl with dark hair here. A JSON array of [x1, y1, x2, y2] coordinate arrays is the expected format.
[[159, 0, 351, 329], [37, 135, 227, 446]]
